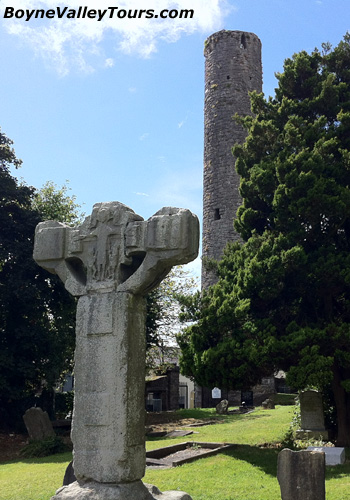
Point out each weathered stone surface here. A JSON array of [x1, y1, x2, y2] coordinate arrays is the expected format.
[[261, 398, 275, 409], [277, 449, 325, 500], [202, 30, 262, 288], [300, 390, 326, 430], [51, 481, 192, 500], [215, 399, 229, 414], [34, 202, 198, 498], [307, 446, 346, 466], [296, 390, 328, 440], [145, 484, 193, 500], [23, 407, 55, 441]]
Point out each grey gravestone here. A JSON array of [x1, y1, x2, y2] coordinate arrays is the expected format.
[[277, 448, 325, 500], [296, 390, 328, 440], [23, 407, 55, 441], [34, 202, 199, 500], [261, 398, 275, 409], [216, 399, 229, 415], [307, 446, 345, 466]]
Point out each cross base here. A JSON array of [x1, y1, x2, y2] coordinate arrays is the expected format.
[[51, 480, 192, 500]]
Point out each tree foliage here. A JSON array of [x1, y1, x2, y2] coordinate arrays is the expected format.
[[146, 265, 198, 371], [178, 34, 350, 445], [33, 180, 84, 225], [0, 131, 80, 427]]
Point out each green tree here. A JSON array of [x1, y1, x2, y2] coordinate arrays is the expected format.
[[33, 180, 84, 225], [178, 34, 350, 445], [146, 265, 198, 371], [0, 131, 79, 427]]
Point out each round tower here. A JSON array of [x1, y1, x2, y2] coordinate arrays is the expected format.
[[202, 30, 262, 288]]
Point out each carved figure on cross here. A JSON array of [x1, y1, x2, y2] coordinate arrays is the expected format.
[[33, 201, 199, 500]]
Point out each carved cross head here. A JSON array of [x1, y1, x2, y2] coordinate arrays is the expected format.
[[34, 201, 199, 296]]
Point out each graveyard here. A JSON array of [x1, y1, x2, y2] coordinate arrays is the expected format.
[[1, 403, 350, 500], [1, 11, 350, 500]]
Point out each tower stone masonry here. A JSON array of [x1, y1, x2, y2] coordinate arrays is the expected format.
[[202, 30, 263, 288]]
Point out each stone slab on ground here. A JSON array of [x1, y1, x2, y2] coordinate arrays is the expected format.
[[307, 447, 345, 466], [165, 430, 194, 438], [51, 481, 192, 500]]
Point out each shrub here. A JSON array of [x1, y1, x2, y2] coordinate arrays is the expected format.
[[20, 436, 68, 458]]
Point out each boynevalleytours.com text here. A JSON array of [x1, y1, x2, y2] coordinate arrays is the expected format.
[[2, 6, 195, 22]]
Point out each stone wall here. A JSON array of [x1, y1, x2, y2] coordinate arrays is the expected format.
[[195, 376, 275, 408], [202, 30, 262, 288], [145, 366, 180, 412]]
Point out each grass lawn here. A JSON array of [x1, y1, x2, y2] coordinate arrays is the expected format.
[[1, 405, 349, 500]]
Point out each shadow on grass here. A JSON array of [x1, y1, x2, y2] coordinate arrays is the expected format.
[[222, 444, 350, 480], [222, 445, 279, 477], [325, 460, 350, 480]]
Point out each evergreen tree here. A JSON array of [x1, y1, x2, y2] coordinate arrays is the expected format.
[[178, 34, 350, 445]]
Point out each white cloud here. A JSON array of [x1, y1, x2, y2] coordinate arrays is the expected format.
[[139, 132, 149, 141], [0, 0, 232, 75], [104, 57, 114, 67], [178, 115, 188, 128], [134, 191, 150, 197]]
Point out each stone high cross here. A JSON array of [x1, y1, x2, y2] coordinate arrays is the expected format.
[[34, 202, 198, 500]]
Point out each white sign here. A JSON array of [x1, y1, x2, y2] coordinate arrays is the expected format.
[[212, 387, 221, 399]]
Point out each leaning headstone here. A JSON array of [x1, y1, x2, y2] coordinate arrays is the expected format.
[[277, 448, 325, 500], [23, 407, 55, 441], [261, 398, 275, 409], [296, 390, 328, 440], [216, 399, 229, 414], [34, 202, 199, 500], [307, 446, 345, 466]]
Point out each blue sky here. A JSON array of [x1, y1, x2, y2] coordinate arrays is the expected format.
[[1, 0, 349, 276]]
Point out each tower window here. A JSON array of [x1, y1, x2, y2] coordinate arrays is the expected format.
[[214, 208, 221, 220], [240, 33, 247, 50]]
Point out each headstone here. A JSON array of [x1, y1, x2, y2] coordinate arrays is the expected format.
[[212, 387, 221, 399], [307, 446, 345, 466], [23, 407, 55, 441], [296, 390, 328, 440], [63, 462, 76, 486], [216, 399, 229, 414], [261, 398, 275, 409], [277, 448, 325, 500], [34, 202, 199, 500]]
